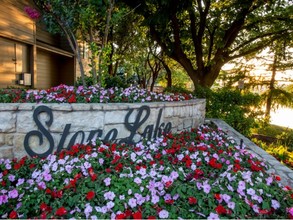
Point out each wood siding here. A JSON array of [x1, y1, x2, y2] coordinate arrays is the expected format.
[[36, 49, 74, 89], [0, 0, 35, 44], [0, 0, 76, 89], [0, 37, 31, 88]]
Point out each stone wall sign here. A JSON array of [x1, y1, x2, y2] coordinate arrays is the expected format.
[[0, 99, 206, 158]]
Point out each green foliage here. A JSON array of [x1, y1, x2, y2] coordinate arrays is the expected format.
[[277, 131, 293, 151], [104, 75, 129, 89], [253, 138, 293, 169], [195, 87, 263, 136], [122, 0, 292, 88], [75, 75, 95, 87]]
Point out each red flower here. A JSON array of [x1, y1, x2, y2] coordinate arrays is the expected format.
[[86, 191, 95, 200], [132, 211, 142, 219], [40, 202, 48, 211], [165, 199, 174, 204], [40, 212, 47, 219], [29, 163, 36, 169], [55, 207, 67, 216], [13, 163, 21, 170], [188, 197, 197, 204], [259, 209, 270, 215], [215, 205, 227, 215], [275, 176, 281, 181], [106, 168, 112, 173], [2, 170, 8, 176], [116, 213, 126, 219], [149, 161, 156, 166], [9, 210, 18, 219], [214, 194, 221, 200], [68, 94, 76, 103], [125, 210, 132, 217], [115, 163, 123, 172], [91, 173, 97, 181], [165, 181, 172, 188]]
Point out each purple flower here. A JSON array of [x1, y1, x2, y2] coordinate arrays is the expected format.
[[196, 182, 203, 190], [227, 201, 235, 210], [222, 194, 231, 203], [164, 194, 172, 201], [38, 181, 46, 190], [203, 182, 211, 194], [271, 199, 280, 209], [16, 202, 22, 209], [266, 176, 273, 185], [247, 188, 255, 196], [238, 181, 246, 191], [159, 210, 169, 219], [207, 212, 219, 220], [0, 195, 8, 205], [139, 168, 146, 175], [99, 158, 104, 165], [253, 204, 260, 213], [65, 165, 73, 174], [170, 171, 179, 180], [8, 174, 15, 182], [16, 178, 25, 186], [128, 198, 137, 208], [151, 195, 160, 204], [104, 191, 115, 201], [173, 194, 180, 200], [106, 201, 115, 209], [84, 203, 93, 218], [104, 177, 111, 186], [8, 189, 18, 199], [134, 177, 142, 185], [84, 162, 91, 169], [43, 171, 52, 182]]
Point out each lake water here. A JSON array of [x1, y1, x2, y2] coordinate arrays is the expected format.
[[270, 107, 293, 129]]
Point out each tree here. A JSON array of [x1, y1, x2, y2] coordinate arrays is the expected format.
[[121, 0, 293, 88], [33, 0, 87, 86], [262, 39, 293, 119]]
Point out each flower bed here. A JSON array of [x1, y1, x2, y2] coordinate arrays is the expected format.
[[0, 84, 193, 103], [1, 125, 293, 219]]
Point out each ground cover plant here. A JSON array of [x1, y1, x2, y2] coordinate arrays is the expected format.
[[0, 84, 193, 103], [1, 125, 293, 219]]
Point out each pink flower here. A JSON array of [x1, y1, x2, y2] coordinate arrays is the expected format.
[[24, 6, 40, 20]]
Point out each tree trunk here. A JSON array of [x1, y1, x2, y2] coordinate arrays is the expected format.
[[108, 42, 114, 76], [164, 63, 172, 88], [265, 55, 277, 118], [75, 39, 86, 87], [89, 29, 97, 84]]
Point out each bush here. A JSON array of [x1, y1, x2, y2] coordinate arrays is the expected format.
[[75, 75, 95, 87], [104, 75, 129, 89], [253, 138, 293, 169], [163, 86, 192, 94], [194, 87, 263, 137]]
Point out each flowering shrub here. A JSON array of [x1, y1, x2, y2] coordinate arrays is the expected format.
[[24, 6, 41, 20], [1, 125, 293, 219], [0, 84, 193, 103]]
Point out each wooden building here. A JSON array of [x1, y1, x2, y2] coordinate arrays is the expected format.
[[0, 0, 75, 89]]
